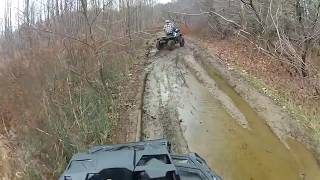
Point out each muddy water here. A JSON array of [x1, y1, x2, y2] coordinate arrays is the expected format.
[[178, 65, 320, 180]]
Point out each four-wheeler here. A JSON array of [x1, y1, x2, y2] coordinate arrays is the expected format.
[[59, 139, 222, 180], [156, 29, 185, 51]]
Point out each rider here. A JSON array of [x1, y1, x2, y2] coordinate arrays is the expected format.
[[163, 20, 177, 36]]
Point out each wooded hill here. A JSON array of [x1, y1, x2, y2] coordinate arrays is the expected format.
[[0, 0, 165, 179]]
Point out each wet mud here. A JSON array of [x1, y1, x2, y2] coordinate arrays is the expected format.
[[141, 43, 320, 180]]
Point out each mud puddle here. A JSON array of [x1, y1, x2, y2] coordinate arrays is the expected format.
[[180, 69, 320, 180], [142, 47, 320, 180]]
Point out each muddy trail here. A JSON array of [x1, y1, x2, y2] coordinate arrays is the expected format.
[[140, 40, 320, 180]]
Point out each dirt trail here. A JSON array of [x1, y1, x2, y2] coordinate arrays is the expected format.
[[141, 39, 320, 180], [141, 50, 189, 153]]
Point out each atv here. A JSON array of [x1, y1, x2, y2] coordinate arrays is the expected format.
[[59, 139, 222, 180], [156, 29, 185, 51]]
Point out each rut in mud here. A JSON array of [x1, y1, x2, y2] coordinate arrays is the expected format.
[[141, 41, 320, 180]]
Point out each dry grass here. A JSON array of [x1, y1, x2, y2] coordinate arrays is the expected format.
[[202, 37, 320, 115], [0, 31, 148, 179]]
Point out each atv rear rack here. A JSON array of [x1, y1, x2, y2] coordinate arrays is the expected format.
[[59, 139, 222, 180]]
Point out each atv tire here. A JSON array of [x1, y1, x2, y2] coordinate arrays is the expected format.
[[167, 40, 175, 51], [180, 38, 185, 47], [156, 40, 163, 50]]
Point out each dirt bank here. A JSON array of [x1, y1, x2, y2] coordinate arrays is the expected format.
[[111, 44, 151, 144]]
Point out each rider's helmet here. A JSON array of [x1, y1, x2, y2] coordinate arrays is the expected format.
[[165, 20, 171, 24]]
